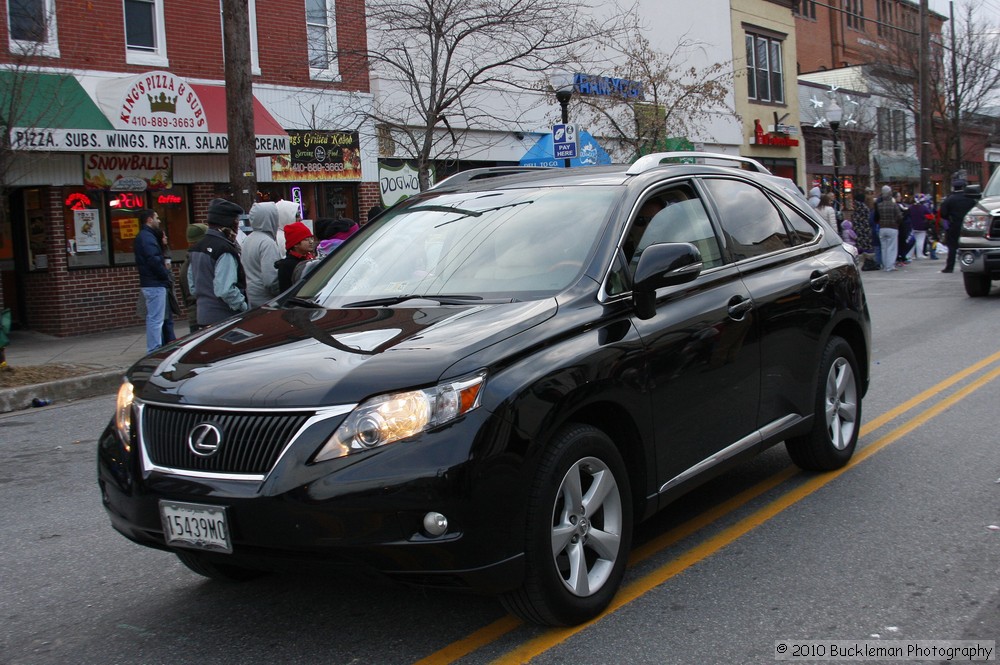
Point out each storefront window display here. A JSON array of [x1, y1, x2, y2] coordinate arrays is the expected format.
[[62, 185, 191, 267]]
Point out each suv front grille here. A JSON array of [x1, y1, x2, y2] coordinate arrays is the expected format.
[[141, 405, 313, 475], [989, 212, 1000, 239]]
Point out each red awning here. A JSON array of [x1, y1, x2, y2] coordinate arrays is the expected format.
[[188, 84, 286, 138]]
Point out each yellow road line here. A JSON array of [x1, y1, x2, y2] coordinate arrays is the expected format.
[[414, 351, 1000, 665], [492, 364, 1000, 665]]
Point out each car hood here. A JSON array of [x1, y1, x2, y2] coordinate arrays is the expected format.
[[972, 194, 1000, 213], [131, 300, 557, 408]]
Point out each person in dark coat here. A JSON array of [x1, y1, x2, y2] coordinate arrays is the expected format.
[[133, 209, 172, 353], [187, 198, 248, 326], [938, 175, 979, 273]]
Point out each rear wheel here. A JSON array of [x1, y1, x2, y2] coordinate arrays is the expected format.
[[963, 272, 991, 297], [785, 336, 860, 471], [500, 424, 632, 626], [174, 550, 267, 582]]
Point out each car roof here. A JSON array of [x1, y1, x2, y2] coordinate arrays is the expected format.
[[426, 152, 787, 195]]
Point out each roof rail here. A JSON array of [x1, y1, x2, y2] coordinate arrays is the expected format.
[[429, 166, 557, 190], [626, 152, 770, 176]]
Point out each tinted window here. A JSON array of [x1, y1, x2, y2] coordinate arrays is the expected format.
[[626, 183, 724, 272], [702, 178, 793, 260], [775, 199, 820, 244]]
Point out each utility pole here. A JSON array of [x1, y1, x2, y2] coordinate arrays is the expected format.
[[221, 0, 256, 211], [950, 0, 961, 177], [919, 0, 931, 195]]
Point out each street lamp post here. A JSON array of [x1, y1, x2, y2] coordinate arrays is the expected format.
[[827, 100, 843, 210], [550, 71, 575, 168]]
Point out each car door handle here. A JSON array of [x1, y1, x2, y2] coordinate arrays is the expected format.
[[810, 271, 830, 292], [727, 296, 753, 320]]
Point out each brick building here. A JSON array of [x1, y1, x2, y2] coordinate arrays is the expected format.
[[0, 0, 377, 335]]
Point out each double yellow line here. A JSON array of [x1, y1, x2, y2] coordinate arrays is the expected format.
[[416, 350, 1000, 665]]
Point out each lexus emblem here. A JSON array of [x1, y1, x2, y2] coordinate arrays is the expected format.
[[188, 423, 223, 457]]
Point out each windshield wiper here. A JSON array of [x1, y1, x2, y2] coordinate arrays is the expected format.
[[285, 296, 323, 308], [343, 294, 485, 308]]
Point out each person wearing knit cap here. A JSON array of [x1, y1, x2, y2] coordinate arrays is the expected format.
[[275, 221, 315, 291], [187, 198, 249, 326], [315, 217, 359, 257], [872, 185, 902, 272], [178, 224, 209, 331], [241, 202, 283, 307]]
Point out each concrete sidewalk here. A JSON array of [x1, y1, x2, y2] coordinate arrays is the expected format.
[[0, 321, 190, 413]]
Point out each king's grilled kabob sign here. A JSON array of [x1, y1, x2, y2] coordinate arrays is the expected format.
[[11, 70, 288, 154]]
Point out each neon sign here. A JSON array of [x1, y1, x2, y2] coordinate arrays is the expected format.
[[157, 194, 182, 204], [110, 192, 146, 209], [64, 192, 93, 211]]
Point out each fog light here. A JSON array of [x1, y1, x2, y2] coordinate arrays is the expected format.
[[423, 512, 448, 536], [961, 252, 976, 266]]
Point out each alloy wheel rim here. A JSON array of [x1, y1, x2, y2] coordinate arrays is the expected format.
[[550, 456, 623, 597], [825, 357, 858, 450]]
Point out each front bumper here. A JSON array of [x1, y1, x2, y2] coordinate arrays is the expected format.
[[96, 406, 529, 593], [958, 240, 1000, 278]]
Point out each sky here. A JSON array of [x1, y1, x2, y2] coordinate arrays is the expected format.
[[929, 0, 1000, 24]]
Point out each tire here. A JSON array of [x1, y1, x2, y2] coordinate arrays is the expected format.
[[963, 272, 991, 297], [174, 550, 268, 582], [785, 336, 861, 471], [500, 424, 632, 626]]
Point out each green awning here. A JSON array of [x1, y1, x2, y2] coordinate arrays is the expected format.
[[875, 153, 920, 181], [2, 72, 112, 151]]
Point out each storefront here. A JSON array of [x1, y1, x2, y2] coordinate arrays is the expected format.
[[1, 70, 290, 335]]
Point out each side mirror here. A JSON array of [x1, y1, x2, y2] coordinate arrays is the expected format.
[[632, 242, 703, 320]]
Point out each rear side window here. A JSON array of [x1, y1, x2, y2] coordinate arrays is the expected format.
[[775, 199, 820, 244], [701, 178, 793, 261]]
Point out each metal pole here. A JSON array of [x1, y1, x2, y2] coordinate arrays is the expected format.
[[831, 122, 841, 211], [557, 93, 571, 169]]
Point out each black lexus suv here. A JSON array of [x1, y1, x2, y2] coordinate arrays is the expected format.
[[99, 153, 871, 626]]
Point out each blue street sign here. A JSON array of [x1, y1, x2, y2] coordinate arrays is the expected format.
[[553, 123, 578, 159]]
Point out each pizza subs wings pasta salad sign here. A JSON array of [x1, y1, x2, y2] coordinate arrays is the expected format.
[[10, 71, 288, 154]]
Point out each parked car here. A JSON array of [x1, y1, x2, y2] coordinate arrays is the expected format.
[[98, 153, 871, 626], [958, 172, 1000, 296]]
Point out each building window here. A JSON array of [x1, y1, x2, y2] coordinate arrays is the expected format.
[[124, 0, 168, 66], [877, 107, 908, 151], [7, 0, 59, 57], [845, 0, 865, 30], [306, 0, 339, 80], [793, 0, 817, 19], [876, 0, 894, 37], [745, 32, 784, 104]]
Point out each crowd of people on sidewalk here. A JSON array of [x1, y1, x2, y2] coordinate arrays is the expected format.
[[135, 197, 371, 354], [810, 170, 978, 275]]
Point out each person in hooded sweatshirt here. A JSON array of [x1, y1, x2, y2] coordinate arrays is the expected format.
[[240, 202, 282, 307], [807, 186, 821, 209], [274, 199, 301, 257]]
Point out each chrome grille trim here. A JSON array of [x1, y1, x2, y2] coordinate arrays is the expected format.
[[136, 400, 355, 481]]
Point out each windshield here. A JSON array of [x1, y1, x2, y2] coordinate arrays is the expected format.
[[296, 187, 620, 306], [982, 168, 1000, 198]]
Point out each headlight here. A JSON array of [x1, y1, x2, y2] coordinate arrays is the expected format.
[[313, 371, 486, 462], [115, 380, 134, 450], [963, 211, 991, 234]]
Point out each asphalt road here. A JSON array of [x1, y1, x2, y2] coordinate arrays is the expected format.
[[1, 261, 997, 664]]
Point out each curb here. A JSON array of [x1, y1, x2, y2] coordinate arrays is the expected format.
[[0, 369, 125, 413]]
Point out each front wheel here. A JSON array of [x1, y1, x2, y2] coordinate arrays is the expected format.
[[500, 424, 632, 626], [785, 336, 861, 471], [963, 272, 992, 297]]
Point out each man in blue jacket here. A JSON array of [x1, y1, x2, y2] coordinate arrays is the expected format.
[[133, 208, 172, 353]]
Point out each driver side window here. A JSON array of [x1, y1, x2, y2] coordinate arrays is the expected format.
[[625, 183, 723, 274]]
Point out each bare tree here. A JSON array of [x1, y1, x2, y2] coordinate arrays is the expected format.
[[859, 2, 1000, 180], [353, 0, 618, 190], [571, 13, 734, 162]]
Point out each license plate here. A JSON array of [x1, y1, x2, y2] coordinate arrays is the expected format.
[[159, 501, 232, 553]]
